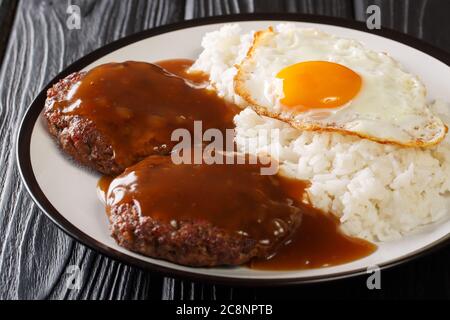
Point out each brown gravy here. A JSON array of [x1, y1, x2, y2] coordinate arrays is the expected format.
[[97, 175, 113, 205], [156, 59, 209, 84], [250, 204, 376, 269], [98, 156, 376, 270], [104, 155, 302, 252], [51, 60, 239, 169], [94, 59, 376, 270]]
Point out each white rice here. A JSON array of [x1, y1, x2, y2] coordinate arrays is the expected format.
[[189, 24, 253, 105], [235, 107, 450, 241], [192, 24, 450, 241]]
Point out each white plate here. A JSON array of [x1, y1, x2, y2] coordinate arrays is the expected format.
[[17, 14, 450, 285]]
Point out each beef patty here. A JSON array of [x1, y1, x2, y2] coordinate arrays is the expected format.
[[105, 155, 304, 267], [45, 71, 121, 175], [44, 61, 238, 175]]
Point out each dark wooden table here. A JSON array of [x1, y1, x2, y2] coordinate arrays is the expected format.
[[1, 0, 449, 300]]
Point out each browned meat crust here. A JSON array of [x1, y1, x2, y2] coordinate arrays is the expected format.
[[108, 202, 284, 267], [44, 72, 126, 175]]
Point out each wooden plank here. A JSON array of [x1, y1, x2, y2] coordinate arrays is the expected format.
[[185, 0, 354, 18], [0, 0, 19, 67], [254, 0, 353, 17], [185, 0, 255, 19], [354, 0, 450, 52]]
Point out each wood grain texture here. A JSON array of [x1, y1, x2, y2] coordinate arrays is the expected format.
[[354, 0, 450, 52], [0, 0, 18, 67], [254, 0, 353, 17], [0, 0, 449, 300]]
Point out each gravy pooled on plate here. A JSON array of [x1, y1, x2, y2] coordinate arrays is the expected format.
[[100, 152, 375, 268]]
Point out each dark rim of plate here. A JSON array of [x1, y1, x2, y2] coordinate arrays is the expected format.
[[16, 13, 450, 286]]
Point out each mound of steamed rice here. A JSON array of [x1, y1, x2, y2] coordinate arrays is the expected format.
[[191, 24, 450, 241], [235, 107, 450, 242], [190, 24, 253, 105]]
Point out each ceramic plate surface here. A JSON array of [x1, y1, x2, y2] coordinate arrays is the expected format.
[[17, 14, 450, 285]]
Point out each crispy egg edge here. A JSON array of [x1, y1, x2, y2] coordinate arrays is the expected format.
[[233, 27, 448, 148]]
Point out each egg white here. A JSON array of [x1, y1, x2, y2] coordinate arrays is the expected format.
[[234, 24, 447, 147]]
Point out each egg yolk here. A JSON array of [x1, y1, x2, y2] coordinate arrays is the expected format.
[[276, 61, 362, 111]]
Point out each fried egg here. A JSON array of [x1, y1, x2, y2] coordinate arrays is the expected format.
[[234, 24, 447, 147]]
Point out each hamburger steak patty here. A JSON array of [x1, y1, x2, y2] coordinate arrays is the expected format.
[[109, 203, 265, 267], [44, 61, 238, 175], [105, 155, 303, 267], [45, 71, 125, 175]]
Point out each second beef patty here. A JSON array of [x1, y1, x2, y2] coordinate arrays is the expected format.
[[105, 155, 304, 267]]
